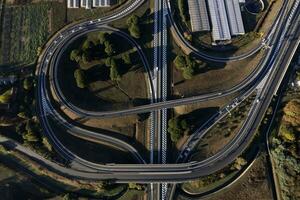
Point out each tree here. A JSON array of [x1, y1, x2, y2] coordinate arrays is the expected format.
[[280, 124, 296, 142], [0, 88, 13, 104], [128, 24, 141, 39], [104, 41, 114, 56], [182, 66, 194, 80], [167, 118, 189, 143], [98, 32, 108, 45], [127, 15, 141, 39], [122, 53, 131, 64], [23, 121, 39, 143], [82, 40, 93, 51], [74, 69, 87, 89], [127, 15, 139, 26], [110, 66, 121, 82], [174, 55, 186, 70], [232, 157, 247, 170], [70, 49, 81, 63], [81, 52, 91, 64], [105, 57, 117, 68], [173, 55, 197, 79], [23, 77, 33, 90], [42, 137, 53, 152]]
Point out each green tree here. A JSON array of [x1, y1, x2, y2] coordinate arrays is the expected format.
[[182, 66, 194, 80], [110, 66, 121, 82], [98, 32, 108, 45], [81, 52, 91, 64], [173, 55, 186, 70], [127, 15, 141, 39], [74, 69, 87, 89], [232, 157, 247, 170], [23, 121, 39, 143], [82, 40, 93, 51], [105, 57, 117, 68], [122, 53, 131, 64], [70, 49, 81, 63], [104, 41, 114, 56], [168, 118, 189, 143], [23, 77, 33, 90], [128, 24, 141, 39], [280, 124, 296, 142], [127, 15, 139, 26], [0, 88, 13, 104]]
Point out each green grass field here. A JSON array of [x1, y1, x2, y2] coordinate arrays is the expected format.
[[0, 2, 66, 66]]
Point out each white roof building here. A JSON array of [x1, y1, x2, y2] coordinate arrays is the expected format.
[[188, 0, 210, 32], [93, 0, 111, 7], [67, 0, 80, 8], [224, 0, 245, 35], [207, 0, 231, 41]]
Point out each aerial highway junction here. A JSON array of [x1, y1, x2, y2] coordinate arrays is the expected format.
[[34, 0, 300, 185]]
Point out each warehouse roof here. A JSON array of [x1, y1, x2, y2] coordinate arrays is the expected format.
[[224, 0, 245, 35], [188, 0, 210, 32], [207, 0, 231, 41]]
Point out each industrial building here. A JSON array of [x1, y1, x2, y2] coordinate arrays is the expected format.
[[188, 0, 210, 32], [67, 0, 80, 8], [224, 0, 245, 35], [81, 0, 92, 9], [93, 0, 111, 7], [188, 0, 245, 43], [207, 0, 232, 41], [68, 0, 111, 9]]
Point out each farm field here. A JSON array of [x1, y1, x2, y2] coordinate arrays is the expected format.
[[0, 2, 65, 67]]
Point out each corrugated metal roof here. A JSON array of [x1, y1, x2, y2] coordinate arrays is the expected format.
[[188, 0, 211, 32], [207, 0, 231, 41], [224, 0, 245, 35]]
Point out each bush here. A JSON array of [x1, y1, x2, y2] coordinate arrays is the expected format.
[[104, 41, 115, 56], [82, 40, 93, 51], [0, 88, 13, 104], [23, 77, 34, 90], [174, 55, 186, 70], [168, 117, 189, 143], [128, 24, 141, 39], [99, 32, 108, 45], [127, 15, 139, 26], [122, 53, 131, 64], [70, 49, 81, 63], [127, 15, 141, 39], [105, 57, 117, 68], [74, 69, 87, 89], [110, 66, 121, 82], [173, 55, 197, 79]]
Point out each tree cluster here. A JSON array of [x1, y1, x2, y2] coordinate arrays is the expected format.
[[271, 99, 300, 199], [167, 117, 189, 143], [173, 55, 199, 79], [127, 15, 141, 39]]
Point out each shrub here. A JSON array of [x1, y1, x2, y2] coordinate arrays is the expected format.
[[168, 117, 189, 143], [70, 49, 81, 63], [122, 53, 131, 64], [98, 32, 108, 45], [104, 41, 115, 56], [0, 88, 13, 104], [74, 69, 87, 89]]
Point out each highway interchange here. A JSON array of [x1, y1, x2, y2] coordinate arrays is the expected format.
[[29, 0, 300, 199]]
